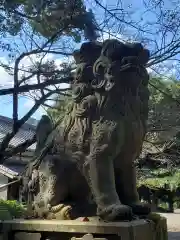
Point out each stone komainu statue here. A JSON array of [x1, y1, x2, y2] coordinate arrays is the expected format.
[[22, 39, 150, 221]]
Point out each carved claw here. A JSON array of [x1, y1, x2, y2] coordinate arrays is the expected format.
[[50, 204, 73, 220], [98, 204, 133, 222], [51, 204, 67, 213]]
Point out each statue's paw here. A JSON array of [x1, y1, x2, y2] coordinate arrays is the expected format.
[[98, 204, 133, 222], [129, 202, 151, 216]]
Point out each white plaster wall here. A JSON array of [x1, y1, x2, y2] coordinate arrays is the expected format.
[[0, 174, 8, 200]]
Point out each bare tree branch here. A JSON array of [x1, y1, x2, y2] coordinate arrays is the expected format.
[[0, 78, 71, 95]]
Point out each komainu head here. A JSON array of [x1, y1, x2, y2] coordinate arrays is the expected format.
[[92, 39, 150, 92]]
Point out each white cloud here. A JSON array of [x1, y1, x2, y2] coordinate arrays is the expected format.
[[23, 98, 34, 108], [0, 68, 13, 88], [0, 57, 14, 88]]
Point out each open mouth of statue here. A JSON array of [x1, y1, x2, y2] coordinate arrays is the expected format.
[[119, 56, 144, 73], [119, 62, 141, 72]]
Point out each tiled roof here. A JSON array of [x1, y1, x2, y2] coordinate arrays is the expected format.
[[0, 163, 26, 180], [0, 164, 19, 179], [0, 115, 37, 151]]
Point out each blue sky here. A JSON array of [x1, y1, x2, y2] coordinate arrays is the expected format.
[[0, 0, 178, 121]]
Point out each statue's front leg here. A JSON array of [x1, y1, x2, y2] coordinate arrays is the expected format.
[[114, 153, 151, 216], [82, 123, 132, 221], [113, 117, 151, 217]]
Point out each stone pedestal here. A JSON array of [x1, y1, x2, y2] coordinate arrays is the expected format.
[[0, 214, 168, 240]]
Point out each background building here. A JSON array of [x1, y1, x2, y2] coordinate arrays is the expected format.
[[0, 116, 38, 200]]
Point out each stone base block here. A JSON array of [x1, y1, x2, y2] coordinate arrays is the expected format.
[[0, 213, 168, 240]]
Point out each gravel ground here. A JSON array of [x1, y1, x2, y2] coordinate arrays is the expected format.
[[160, 211, 180, 240]]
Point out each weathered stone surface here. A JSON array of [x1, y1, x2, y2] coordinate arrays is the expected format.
[[0, 214, 168, 240], [0, 219, 153, 239], [20, 40, 151, 222]]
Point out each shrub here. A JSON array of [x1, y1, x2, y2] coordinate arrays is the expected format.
[[0, 200, 26, 219]]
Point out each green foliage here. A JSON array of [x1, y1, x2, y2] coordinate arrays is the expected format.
[[149, 76, 180, 104], [152, 168, 172, 177], [0, 200, 26, 219], [138, 76, 180, 206], [138, 169, 180, 192], [0, 0, 99, 41]]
